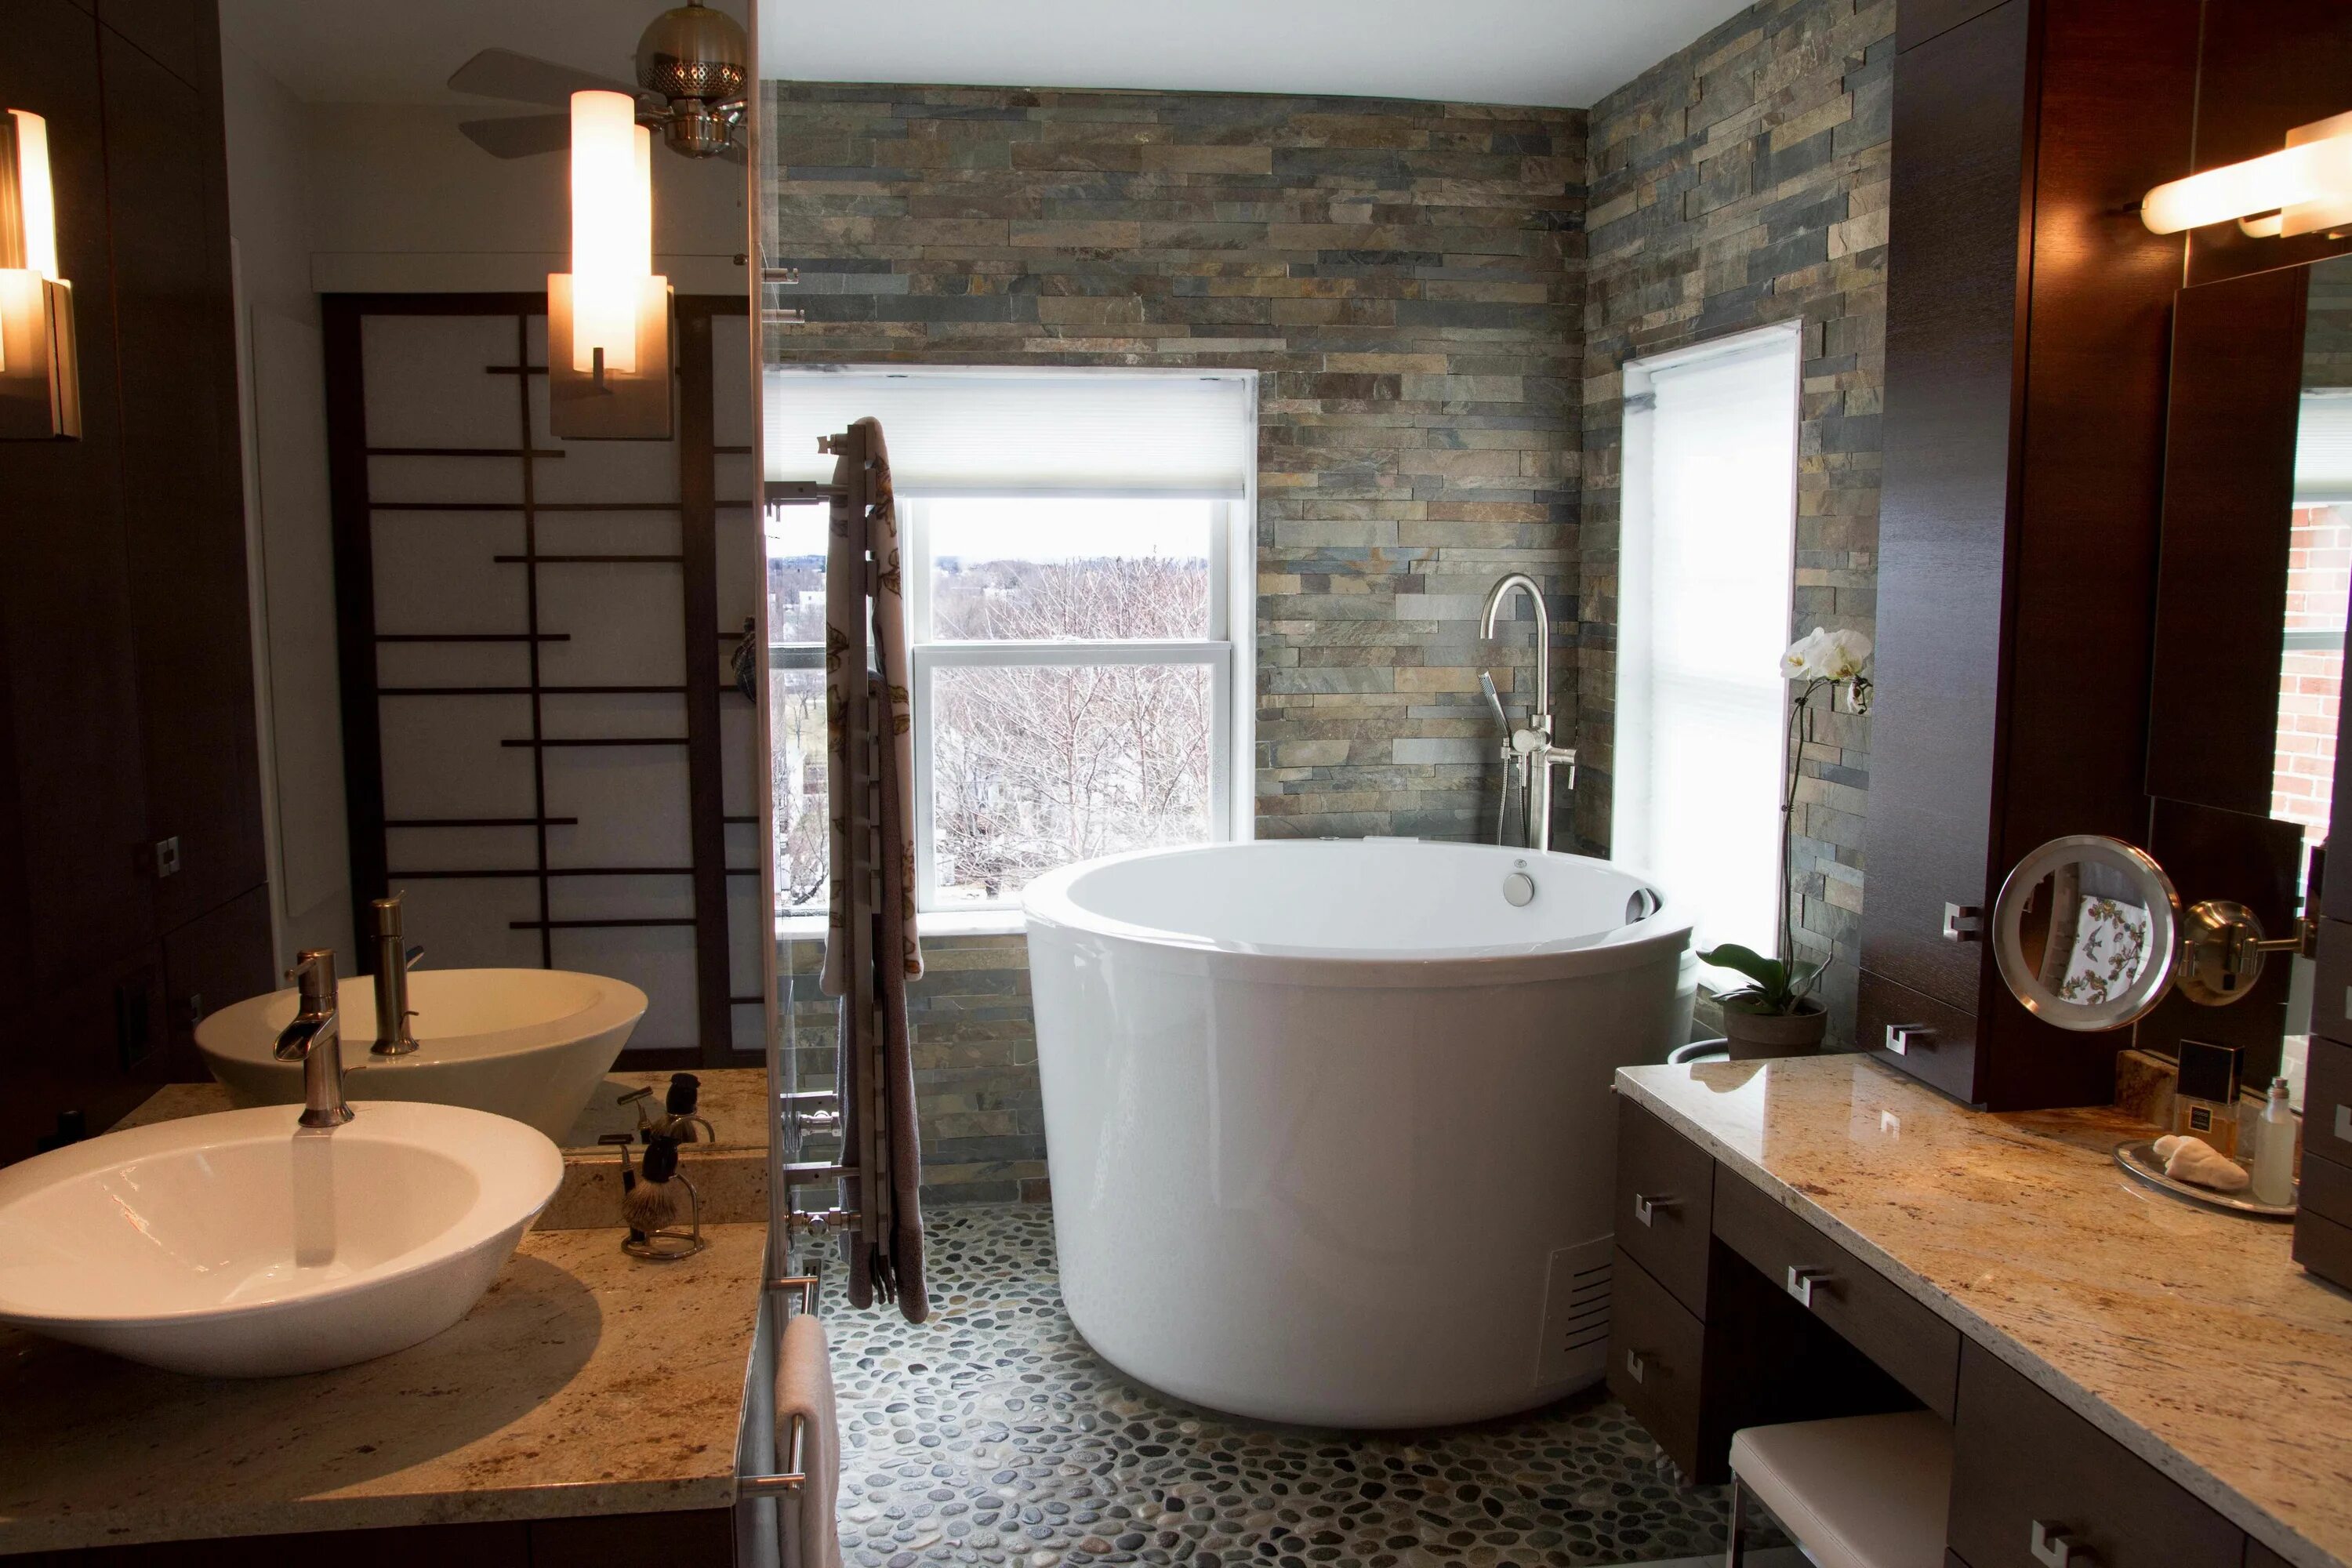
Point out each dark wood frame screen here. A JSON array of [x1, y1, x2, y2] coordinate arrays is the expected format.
[[321, 292, 757, 1067]]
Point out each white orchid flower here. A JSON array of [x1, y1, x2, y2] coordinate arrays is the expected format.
[[1781, 626, 1872, 682]]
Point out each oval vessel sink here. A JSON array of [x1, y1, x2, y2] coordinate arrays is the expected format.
[[0, 1102, 561, 1377], [196, 968, 647, 1142]]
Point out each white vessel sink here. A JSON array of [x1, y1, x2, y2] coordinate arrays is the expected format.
[[196, 968, 647, 1142], [0, 1102, 561, 1377]]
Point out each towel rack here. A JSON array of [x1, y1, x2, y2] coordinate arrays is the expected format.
[[738, 1274, 821, 1498]]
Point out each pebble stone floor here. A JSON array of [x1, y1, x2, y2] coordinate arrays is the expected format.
[[815, 1203, 1757, 1568]]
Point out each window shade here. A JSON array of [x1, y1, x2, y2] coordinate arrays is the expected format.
[[1612, 327, 1802, 962], [2297, 390, 2352, 505], [764, 367, 1257, 498]]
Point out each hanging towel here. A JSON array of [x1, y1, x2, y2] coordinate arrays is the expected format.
[[818, 416, 928, 1323], [775, 1310, 842, 1568]]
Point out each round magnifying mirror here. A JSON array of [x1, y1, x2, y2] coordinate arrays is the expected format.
[[1991, 835, 2182, 1032]]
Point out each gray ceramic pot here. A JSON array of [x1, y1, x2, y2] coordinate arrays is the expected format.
[[1719, 1002, 1829, 1061]]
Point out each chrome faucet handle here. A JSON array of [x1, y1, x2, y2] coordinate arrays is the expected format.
[[286, 948, 338, 1010]]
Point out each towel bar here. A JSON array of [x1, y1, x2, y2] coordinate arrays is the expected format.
[[739, 1275, 822, 1496]]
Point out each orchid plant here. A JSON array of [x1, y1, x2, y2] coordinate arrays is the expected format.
[[1697, 627, 1875, 1018]]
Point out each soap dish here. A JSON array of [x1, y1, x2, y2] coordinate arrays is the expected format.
[[2112, 1140, 2296, 1221]]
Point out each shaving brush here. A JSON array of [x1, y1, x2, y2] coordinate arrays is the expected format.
[[622, 1131, 684, 1235]]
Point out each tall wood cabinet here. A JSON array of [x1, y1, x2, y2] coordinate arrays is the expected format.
[[1857, 0, 2202, 1109], [0, 0, 272, 1163]]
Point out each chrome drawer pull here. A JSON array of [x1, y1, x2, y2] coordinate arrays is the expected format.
[[1886, 1022, 1935, 1055], [2030, 1521, 2086, 1566], [2336, 1103, 2350, 1144], [1632, 1192, 1679, 1227], [1623, 1348, 1647, 1384], [1785, 1265, 1831, 1306]]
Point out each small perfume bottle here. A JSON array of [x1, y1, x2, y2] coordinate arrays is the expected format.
[[2173, 1040, 2244, 1158], [2251, 1076, 2298, 1207]]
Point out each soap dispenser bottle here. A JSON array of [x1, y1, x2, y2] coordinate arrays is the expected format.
[[2250, 1076, 2297, 1207]]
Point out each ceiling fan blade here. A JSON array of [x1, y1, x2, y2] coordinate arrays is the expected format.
[[458, 114, 575, 160], [448, 47, 641, 110]]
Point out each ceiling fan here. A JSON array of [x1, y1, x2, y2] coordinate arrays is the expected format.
[[449, 1, 748, 164]]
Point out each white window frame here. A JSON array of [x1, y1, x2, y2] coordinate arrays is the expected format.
[[904, 495, 1251, 916]]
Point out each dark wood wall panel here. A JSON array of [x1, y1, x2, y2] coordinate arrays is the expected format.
[[2146, 269, 2307, 815], [1864, 0, 2203, 1109], [1862, 0, 2036, 1027], [0, 0, 267, 1163]]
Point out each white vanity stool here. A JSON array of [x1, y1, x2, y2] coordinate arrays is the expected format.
[[1726, 1410, 1952, 1568]]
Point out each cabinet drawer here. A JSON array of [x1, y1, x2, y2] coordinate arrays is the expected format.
[[1948, 1342, 2244, 1568], [2303, 1142, 2352, 1225], [2307, 1036, 2352, 1164], [1606, 1248, 1707, 1480], [2294, 1204, 2352, 1292], [1614, 1096, 1714, 1314], [1711, 1170, 1961, 1418]]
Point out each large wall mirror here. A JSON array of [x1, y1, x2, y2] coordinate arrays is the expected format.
[[206, 0, 763, 1165], [2141, 252, 2352, 1101]]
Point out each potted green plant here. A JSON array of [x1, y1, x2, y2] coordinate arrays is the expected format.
[[1697, 941, 1829, 1058], [1699, 626, 1873, 1059]]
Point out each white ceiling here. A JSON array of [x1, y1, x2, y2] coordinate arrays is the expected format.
[[222, 0, 1752, 111]]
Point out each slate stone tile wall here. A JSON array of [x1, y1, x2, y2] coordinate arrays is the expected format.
[[760, 83, 1588, 843], [763, 83, 1587, 1198], [766, 0, 1900, 1185], [1575, 0, 1896, 1044]]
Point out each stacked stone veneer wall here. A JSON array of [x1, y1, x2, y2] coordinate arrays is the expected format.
[[768, 0, 1902, 1192], [1577, 0, 1896, 1044], [764, 82, 1586, 1199]]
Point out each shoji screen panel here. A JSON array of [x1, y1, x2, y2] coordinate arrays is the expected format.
[[325, 294, 756, 1065]]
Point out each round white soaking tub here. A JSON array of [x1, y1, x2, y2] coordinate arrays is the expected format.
[[1023, 838, 1697, 1428]]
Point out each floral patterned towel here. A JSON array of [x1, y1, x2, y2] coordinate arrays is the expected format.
[[2057, 895, 2151, 1004]]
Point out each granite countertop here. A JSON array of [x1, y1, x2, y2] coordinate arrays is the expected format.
[[0, 1223, 768, 1555], [1616, 1057, 2352, 1568]]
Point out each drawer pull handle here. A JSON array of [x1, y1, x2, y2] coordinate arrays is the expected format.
[[1632, 1192, 1679, 1227], [1785, 1265, 1831, 1307], [1624, 1348, 1648, 1384], [2336, 1103, 2350, 1144], [2030, 1521, 2087, 1566], [1886, 1022, 1935, 1055]]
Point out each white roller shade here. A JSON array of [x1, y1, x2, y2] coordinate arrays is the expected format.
[[764, 366, 1256, 498]]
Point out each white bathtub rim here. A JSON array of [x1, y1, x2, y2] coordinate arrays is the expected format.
[[1022, 841, 1694, 985]]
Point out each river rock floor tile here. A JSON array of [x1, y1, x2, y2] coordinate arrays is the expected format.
[[814, 1204, 1748, 1566]]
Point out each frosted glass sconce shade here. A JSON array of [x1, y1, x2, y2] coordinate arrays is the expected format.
[[0, 108, 80, 440], [548, 90, 672, 440]]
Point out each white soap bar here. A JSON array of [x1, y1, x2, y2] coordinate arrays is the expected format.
[[2154, 1134, 2250, 1192]]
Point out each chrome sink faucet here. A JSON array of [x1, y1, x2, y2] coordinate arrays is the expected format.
[[1479, 572, 1577, 852], [369, 893, 423, 1057], [275, 949, 354, 1130]]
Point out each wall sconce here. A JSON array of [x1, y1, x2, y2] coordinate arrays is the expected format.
[[0, 108, 81, 441], [547, 89, 671, 441], [2142, 109, 2352, 239]]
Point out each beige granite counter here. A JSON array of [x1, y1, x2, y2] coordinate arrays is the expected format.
[[0, 1222, 768, 1554], [1617, 1056, 2352, 1568]]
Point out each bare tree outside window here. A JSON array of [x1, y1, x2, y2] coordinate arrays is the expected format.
[[770, 494, 1234, 916]]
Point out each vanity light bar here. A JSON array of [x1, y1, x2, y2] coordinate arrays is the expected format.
[[2142, 109, 2352, 238]]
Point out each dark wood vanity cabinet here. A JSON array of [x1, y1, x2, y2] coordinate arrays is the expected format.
[[1610, 1101, 2273, 1568], [0, 0, 269, 1163]]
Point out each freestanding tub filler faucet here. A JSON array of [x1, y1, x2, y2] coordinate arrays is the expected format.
[[1479, 572, 1576, 852], [274, 948, 353, 1129], [370, 893, 423, 1057]]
